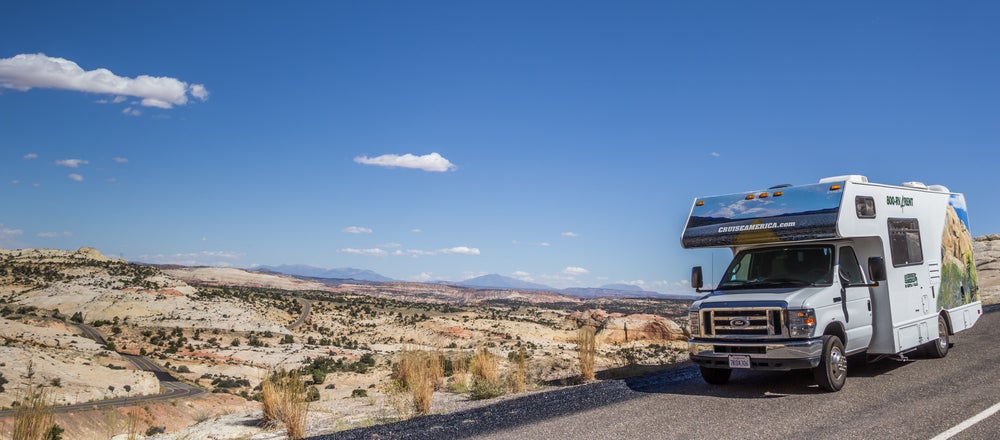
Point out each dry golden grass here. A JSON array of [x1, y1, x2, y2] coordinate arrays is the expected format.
[[449, 353, 470, 393], [260, 369, 309, 440], [578, 325, 597, 383], [511, 347, 527, 393], [470, 346, 504, 399], [8, 381, 57, 440], [392, 349, 444, 415]]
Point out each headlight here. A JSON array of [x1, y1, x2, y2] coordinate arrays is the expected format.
[[689, 311, 701, 337], [787, 309, 816, 337]]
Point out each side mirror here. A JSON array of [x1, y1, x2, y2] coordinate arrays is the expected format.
[[868, 257, 887, 283], [691, 266, 704, 289]]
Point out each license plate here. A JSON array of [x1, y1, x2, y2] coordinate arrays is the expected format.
[[728, 355, 751, 369]]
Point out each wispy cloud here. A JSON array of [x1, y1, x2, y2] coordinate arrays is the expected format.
[[343, 226, 373, 234], [9, 180, 19, 185], [23, 153, 38, 160], [562, 266, 590, 276], [68, 173, 84, 182], [411, 228, 422, 233], [711, 152, 721, 157], [561, 232, 579, 238], [440, 246, 480, 255], [56, 159, 88, 168], [122, 107, 141, 116], [354, 152, 457, 172], [37, 231, 72, 238], [340, 248, 388, 257], [133, 250, 244, 267], [0, 53, 209, 109], [1, 225, 24, 238], [113, 157, 128, 164]]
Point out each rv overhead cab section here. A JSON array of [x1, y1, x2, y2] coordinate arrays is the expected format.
[[681, 175, 982, 392]]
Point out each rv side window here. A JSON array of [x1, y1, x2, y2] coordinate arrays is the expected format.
[[838, 247, 865, 285], [855, 196, 876, 218], [888, 218, 923, 267]]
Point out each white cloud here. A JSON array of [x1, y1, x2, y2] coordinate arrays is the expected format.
[[68, 173, 84, 182], [343, 226, 373, 234], [341, 247, 388, 257], [133, 250, 244, 267], [113, 157, 128, 164], [0, 53, 209, 109], [23, 153, 38, 160], [411, 228, 422, 233], [1, 225, 24, 237], [711, 152, 721, 157], [9, 180, 19, 185], [413, 272, 435, 282], [512, 271, 534, 281], [440, 246, 480, 256], [354, 152, 457, 172], [122, 107, 141, 116], [56, 159, 88, 168], [561, 232, 579, 238], [37, 232, 60, 238], [562, 266, 590, 276]]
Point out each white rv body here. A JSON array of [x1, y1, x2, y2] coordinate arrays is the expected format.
[[681, 175, 982, 391]]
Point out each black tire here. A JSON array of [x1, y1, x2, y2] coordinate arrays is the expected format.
[[812, 335, 847, 392], [926, 315, 950, 359], [699, 366, 732, 385]]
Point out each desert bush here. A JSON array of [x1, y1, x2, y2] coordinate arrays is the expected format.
[[469, 346, 504, 400], [260, 369, 309, 440], [578, 325, 597, 383], [391, 349, 443, 414]]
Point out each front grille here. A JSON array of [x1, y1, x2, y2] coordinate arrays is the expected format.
[[701, 307, 784, 338]]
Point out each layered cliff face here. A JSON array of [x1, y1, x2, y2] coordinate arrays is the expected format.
[[974, 235, 1000, 305]]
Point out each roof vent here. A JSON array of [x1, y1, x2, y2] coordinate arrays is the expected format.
[[902, 181, 928, 189], [819, 175, 868, 184], [928, 184, 950, 193]]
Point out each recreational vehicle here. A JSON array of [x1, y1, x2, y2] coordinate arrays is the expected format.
[[682, 175, 981, 391]]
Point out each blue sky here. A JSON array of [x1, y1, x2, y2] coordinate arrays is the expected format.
[[2, 1, 998, 293]]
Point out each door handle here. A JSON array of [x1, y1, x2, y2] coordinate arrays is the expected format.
[[833, 297, 842, 303]]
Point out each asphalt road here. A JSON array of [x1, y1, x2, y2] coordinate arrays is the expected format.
[[290, 297, 311, 330], [319, 307, 1000, 440], [0, 324, 205, 417]]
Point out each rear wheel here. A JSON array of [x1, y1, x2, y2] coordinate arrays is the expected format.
[[813, 335, 847, 392], [926, 315, 950, 358], [699, 366, 732, 385]]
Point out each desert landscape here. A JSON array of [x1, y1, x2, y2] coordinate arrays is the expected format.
[[0, 246, 694, 439], [2, 236, 999, 439]]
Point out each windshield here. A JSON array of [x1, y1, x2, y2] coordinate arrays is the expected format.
[[718, 245, 834, 290]]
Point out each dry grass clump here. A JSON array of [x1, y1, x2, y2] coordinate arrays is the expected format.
[[449, 353, 470, 393], [391, 349, 444, 415], [469, 346, 504, 399], [260, 369, 309, 440], [6, 382, 61, 440], [511, 347, 527, 393], [578, 325, 597, 383]]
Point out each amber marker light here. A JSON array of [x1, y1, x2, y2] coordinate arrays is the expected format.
[[759, 192, 769, 198], [745, 194, 755, 200], [830, 184, 842, 191], [773, 191, 783, 197], [696, 201, 705, 206]]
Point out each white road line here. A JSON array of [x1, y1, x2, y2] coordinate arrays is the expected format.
[[930, 401, 1000, 440]]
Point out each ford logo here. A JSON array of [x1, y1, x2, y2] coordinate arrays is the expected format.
[[730, 318, 749, 328]]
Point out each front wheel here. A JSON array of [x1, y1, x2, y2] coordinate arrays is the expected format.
[[699, 366, 732, 385], [926, 315, 950, 359], [812, 335, 847, 392]]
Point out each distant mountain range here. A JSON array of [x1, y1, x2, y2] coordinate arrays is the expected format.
[[253, 267, 695, 299], [255, 265, 396, 283]]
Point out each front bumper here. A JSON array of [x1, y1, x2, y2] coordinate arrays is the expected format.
[[689, 337, 824, 371]]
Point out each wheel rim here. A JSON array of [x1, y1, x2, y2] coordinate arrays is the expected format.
[[830, 346, 847, 381], [938, 318, 949, 350]]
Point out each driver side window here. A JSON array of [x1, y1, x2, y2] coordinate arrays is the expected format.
[[839, 247, 865, 285]]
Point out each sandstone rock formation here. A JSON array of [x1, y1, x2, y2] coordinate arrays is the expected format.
[[974, 234, 1000, 305], [569, 309, 689, 343]]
